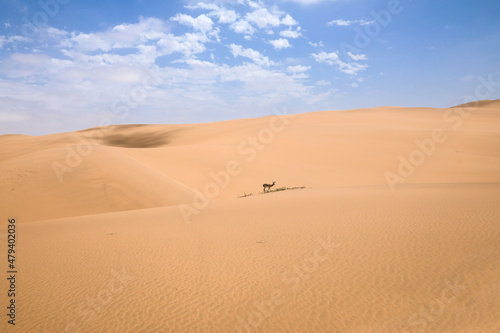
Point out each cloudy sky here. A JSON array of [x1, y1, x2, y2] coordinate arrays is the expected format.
[[0, 0, 499, 135]]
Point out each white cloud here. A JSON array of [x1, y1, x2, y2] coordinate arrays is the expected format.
[[229, 43, 273, 67], [312, 52, 338, 64], [46, 27, 69, 38], [216, 9, 239, 24], [316, 80, 331, 86], [348, 52, 367, 61], [171, 14, 214, 34], [218, 62, 315, 105], [327, 19, 353, 26], [308, 41, 324, 47], [269, 38, 291, 50], [159, 32, 210, 58], [69, 17, 167, 53], [312, 51, 367, 75], [327, 19, 374, 26], [186, 2, 218, 10], [185, 3, 299, 37], [281, 14, 297, 26], [105, 18, 167, 47], [60, 16, 218, 63], [247, 0, 262, 10], [71, 32, 112, 52], [245, 8, 282, 29], [186, 3, 238, 24], [280, 0, 334, 4], [280, 26, 302, 38], [287, 65, 310, 73], [0, 9, 335, 134], [2, 53, 53, 79], [231, 19, 256, 35]]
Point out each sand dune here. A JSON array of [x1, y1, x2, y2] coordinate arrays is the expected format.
[[1, 101, 499, 332]]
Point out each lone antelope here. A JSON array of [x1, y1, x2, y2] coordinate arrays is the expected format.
[[263, 181, 276, 192]]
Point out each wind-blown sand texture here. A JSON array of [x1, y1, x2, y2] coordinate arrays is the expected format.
[[1, 100, 499, 332]]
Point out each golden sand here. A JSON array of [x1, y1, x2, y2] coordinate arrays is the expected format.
[[1, 101, 499, 332]]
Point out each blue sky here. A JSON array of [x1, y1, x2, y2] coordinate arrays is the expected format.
[[0, 0, 499, 135]]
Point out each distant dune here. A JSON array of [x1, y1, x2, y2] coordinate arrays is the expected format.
[[1, 101, 499, 332]]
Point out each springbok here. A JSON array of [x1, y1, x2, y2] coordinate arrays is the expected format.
[[263, 181, 276, 192]]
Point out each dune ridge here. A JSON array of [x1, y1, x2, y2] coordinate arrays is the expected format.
[[2, 102, 500, 223]]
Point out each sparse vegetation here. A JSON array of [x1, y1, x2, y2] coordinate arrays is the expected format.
[[238, 186, 307, 198], [264, 186, 306, 194]]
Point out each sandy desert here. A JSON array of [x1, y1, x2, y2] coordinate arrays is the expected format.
[[1, 100, 500, 332]]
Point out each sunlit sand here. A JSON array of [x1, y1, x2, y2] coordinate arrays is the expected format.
[[1, 100, 499, 332]]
